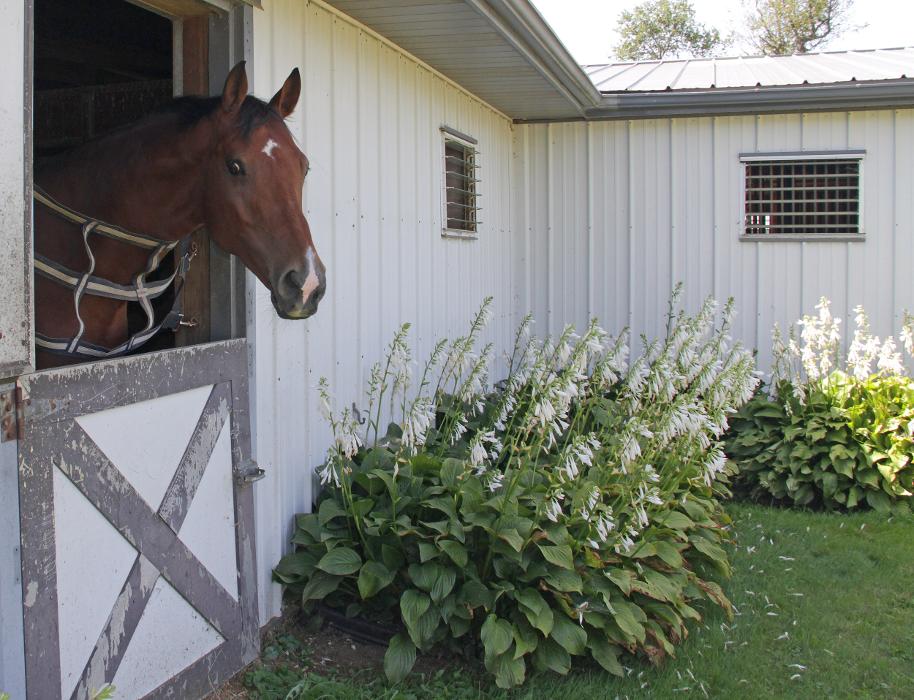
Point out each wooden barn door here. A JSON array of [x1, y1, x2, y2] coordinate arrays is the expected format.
[[16, 340, 259, 700]]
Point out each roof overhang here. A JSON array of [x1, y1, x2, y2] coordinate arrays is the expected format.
[[542, 79, 914, 124], [320, 0, 599, 120]]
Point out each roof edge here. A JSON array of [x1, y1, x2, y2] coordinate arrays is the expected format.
[[542, 80, 914, 122], [466, 0, 602, 115]]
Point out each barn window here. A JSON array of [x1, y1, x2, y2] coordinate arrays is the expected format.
[[740, 151, 865, 240], [441, 127, 480, 237]]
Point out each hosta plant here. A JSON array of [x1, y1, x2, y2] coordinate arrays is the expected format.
[[275, 290, 759, 688], [729, 300, 914, 511]]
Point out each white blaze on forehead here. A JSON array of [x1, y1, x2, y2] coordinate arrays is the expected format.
[[301, 248, 321, 302], [262, 138, 279, 159]]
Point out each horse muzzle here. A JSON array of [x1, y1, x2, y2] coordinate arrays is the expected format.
[[271, 255, 327, 320]]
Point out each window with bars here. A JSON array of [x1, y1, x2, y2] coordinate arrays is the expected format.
[[741, 152, 864, 238], [441, 127, 480, 236]]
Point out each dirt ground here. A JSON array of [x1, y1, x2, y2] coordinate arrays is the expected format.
[[209, 605, 472, 699]]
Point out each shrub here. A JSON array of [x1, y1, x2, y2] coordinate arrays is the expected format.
[[728, 300, 914, 511], [275, 290, 759, 688]]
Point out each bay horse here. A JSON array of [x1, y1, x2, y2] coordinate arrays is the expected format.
[[34, 62, 326, 369]]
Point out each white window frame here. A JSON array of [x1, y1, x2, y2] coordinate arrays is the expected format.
[[738, 150, 866, 242], [440, 126, 480, 240]]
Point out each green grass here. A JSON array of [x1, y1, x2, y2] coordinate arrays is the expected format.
[[246, 504, 914, 699]]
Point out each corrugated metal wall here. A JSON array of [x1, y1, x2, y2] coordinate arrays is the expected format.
[[249, 0, 515, 623], [514, 110, 914, 370]]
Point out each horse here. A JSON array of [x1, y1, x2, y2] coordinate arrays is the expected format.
[[33, 61, 326, 369]]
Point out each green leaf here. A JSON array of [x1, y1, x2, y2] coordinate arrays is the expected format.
[[317, 499, 348, 525], [417, 542, 440, 562], [408, 562, 443, 593], [538, 544, 575, 570], [441, 458, 464, 488], [383, 633, 416, 684], [550, 614, 587, 655], [588, 635, 624, 676], [497, 528, 525, 552], [438, 540, 469, 567], [544, 568, 583, 593], [273, 551, 316, 584], [606, 568, 635, 595], [459, 580, 493, 610], [690, 537, 731, 575], [316, 547, 362, 576], [357, 560, 395, 599], [515, 588, 554, 635], [532, 637, 571, 675], [656, 511, 694, 531], [301, 571, 341, 603], [652, 541, 684, 568], [513, 619, 539, 659], [431, 567, 457, 604], [866, 489, 891, 512], [480, 614, 514, 658], [400, 590, 431, 631], [491, 651, 526, 689], [381, 544, 405, 571]]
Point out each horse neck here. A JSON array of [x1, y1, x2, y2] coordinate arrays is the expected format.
[[37, 116, 213, 243]]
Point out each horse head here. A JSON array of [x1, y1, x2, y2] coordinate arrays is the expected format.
[[202, 62, 325, 320]]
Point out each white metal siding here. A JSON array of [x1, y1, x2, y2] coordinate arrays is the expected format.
[[514, 110, 914, 371], [249, 0, 515, 623]]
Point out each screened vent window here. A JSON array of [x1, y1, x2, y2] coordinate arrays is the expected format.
[[741, 152, 864, 238], [442, 127, 480, 235]]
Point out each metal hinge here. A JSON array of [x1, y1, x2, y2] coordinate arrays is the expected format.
[[1, 386, 24, 442], [235, 459, 265, 487]]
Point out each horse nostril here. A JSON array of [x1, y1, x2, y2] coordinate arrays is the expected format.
[[281, 269, 305, 293]]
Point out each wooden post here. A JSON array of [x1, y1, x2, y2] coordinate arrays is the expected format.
[[175, 16, 211, 347]]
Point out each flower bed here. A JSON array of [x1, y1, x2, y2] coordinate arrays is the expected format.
[[274, 291, 758, 688], [728, 299, 914, 511]]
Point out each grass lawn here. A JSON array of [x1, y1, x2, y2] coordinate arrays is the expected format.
[[235, 504, 914, 699]]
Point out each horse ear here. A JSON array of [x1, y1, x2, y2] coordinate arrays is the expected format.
[[221, 61, 248, 114], [269, 68, 301, 118]]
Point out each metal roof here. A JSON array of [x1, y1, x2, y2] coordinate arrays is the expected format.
[[585, 47, 914, 93]]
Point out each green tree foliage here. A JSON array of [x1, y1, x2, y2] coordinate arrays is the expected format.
[[614, 0, 726, 60], [745, 0, 856, 55]]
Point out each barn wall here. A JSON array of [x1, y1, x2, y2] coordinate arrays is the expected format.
[[514, 110, 914, 371], [248, 0, 516, 623]]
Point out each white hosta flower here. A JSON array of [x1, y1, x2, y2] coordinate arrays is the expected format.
[[318, 458, 340, 488], [449, 416, 468, 445], [545, 495, 564, 522], [877, 337, 904, 375], [487, 472, 505, 492], [580, 485, 600, 520], [336, 422, 362, 459], [402, 398, 434, 452], [470, 440, 488, 468], [595, 511, 616, 541], [901, 313, 914, 356], [703, 446, 727, 486]]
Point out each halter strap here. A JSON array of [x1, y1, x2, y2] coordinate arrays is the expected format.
[[33, 188, 196, 359], [34, 186, 169, 250]]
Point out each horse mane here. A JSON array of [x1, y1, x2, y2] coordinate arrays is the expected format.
[[162, 94, 280, 137], [36, 94, 281, 174]]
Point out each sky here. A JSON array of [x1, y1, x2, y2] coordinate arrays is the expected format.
[[529, 0, 914, 65]]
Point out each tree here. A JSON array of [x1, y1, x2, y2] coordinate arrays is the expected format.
[[614, 0, 726, 61], [746, 0, 857, 55]]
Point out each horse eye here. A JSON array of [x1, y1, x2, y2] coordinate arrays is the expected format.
[[227, 159, 245, 176]]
